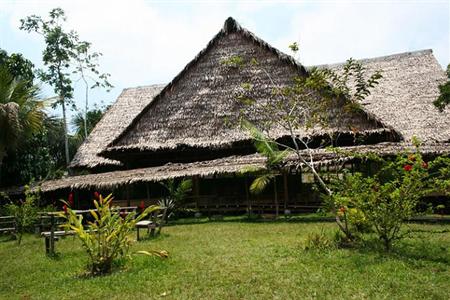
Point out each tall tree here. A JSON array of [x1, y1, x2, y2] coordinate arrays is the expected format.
[[434, 64, 450, 111], [20, 8, 110, 166], [234, 46, 381, 230], [0, 65, 45, 184], [74, 42, 112, 139]]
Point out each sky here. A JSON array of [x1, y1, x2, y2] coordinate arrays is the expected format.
[[0, 0, 449, 130]]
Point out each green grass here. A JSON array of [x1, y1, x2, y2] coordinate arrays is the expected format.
[[1, 221, 449, 299]]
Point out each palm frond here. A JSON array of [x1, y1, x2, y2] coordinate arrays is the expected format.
[[250, 174, 275, 195]]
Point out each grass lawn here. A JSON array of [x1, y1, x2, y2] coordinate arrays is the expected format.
[[1, 220, 449, 299]]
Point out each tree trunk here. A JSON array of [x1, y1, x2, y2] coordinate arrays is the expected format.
[[274, 176, 278, 218], [83, 76, 89, 139], [61, 97, 70, 167]]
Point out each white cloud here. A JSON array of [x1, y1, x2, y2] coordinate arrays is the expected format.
[[272, 1, 449, 67], [1, 0, 448, 125]]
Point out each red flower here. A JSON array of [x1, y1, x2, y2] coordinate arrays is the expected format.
[[68, 193, 74, 207], [339, 207, 346, 213], [422, 162, 428, 169], [63, 204, 68, 213], [94, 192, 100, 199], [403, 165, 412, 171], [139, 200, 145, 210]]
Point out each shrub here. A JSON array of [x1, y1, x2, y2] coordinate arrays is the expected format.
[[61, 194, 168, 276], [328, 149, 429, 251], [159, 178, 192, 222], [304, 229, 336, 251], [6, 185, 40, 244]]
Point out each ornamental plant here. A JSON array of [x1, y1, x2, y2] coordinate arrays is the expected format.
[[328, 147, 430, 251], [6, 185, 40, 245], [60, 193, 167, 276]]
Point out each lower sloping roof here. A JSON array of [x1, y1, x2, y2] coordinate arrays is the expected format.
[[69, 84, 164, 169], [40, 142, 450, 192]]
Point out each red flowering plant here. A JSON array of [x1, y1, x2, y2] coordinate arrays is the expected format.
[[326, 139, 434, 251]]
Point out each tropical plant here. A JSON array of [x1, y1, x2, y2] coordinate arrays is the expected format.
[[0, 65, 45, 181], [242, 121, 288, 217], [0, 49, 35, 85], [5, 185, 40, 244], [433, 64, 450, 111], [60, 193, 167, 276], [234, 46, 382, 234], [74, 41, 112, 139], [71, 105, 106, 141], [327, 147, 430, 251], [159, 178, 193, 222], [21, 8, 111, 166]]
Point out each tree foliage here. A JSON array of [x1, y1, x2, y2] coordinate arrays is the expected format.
[[433, 64, 450, 111], [158, 178, 193, 221], [0, 49, 35, 85], [0, 117, 80, 187], [20, 7, 111, 166], [5, 185, 41, 245], [0, 65, 45, 175]]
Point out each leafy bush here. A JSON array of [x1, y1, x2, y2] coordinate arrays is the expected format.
[[303, 229, 336, 251], [159, 178, 192, 222], [6, 185, 40, 244], [61, 194, 168, 276], [328, 149, 430, 251]]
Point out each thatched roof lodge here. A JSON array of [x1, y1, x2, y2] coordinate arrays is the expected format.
[[37, 17, 450, 211]]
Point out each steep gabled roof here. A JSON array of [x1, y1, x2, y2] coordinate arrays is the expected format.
[[69, 84, 164, 169], [102, 17, 387, 158], [70, 18, 449, 170], [321, 49, 450, 143]]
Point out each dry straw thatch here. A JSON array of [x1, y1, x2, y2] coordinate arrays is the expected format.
[[70, 17, 449, 172], [70, 84, 164, 169], [102, 17, 389, 159], [40, 142, 450, 192]]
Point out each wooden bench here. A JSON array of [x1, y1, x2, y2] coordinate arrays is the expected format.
[[41, 230, 75, 254], [0, 216, 16, 237], [136, 208, 167, 241]]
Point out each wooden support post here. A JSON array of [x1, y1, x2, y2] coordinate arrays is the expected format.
[[49, 214, 55, 256], [146, 182, 151, 202], [126, 185, 131, 207], [274, 176, 279, 218], [74, 190, 79, 210], [193, 176, 200, 210], [283, 171, 289, 211], [245, 176, 251, 217]]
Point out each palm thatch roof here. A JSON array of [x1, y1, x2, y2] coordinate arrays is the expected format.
[[70, 17, 449, 171], [69, 84, 164, 169], [319, 49, 450, 143], [101, 17, 389, 160], [38, 142, 450, 192]]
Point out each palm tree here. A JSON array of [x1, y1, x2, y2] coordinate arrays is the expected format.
[[0, 65, 45, 182], [242, 121, 288, 218], [71, 108, 105, 141], [158, 178, 193, 223]]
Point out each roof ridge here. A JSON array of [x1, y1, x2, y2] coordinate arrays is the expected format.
[[104, 17, 308, 151], [312, 49, 433, 69], [122, 83, 166, 91]]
